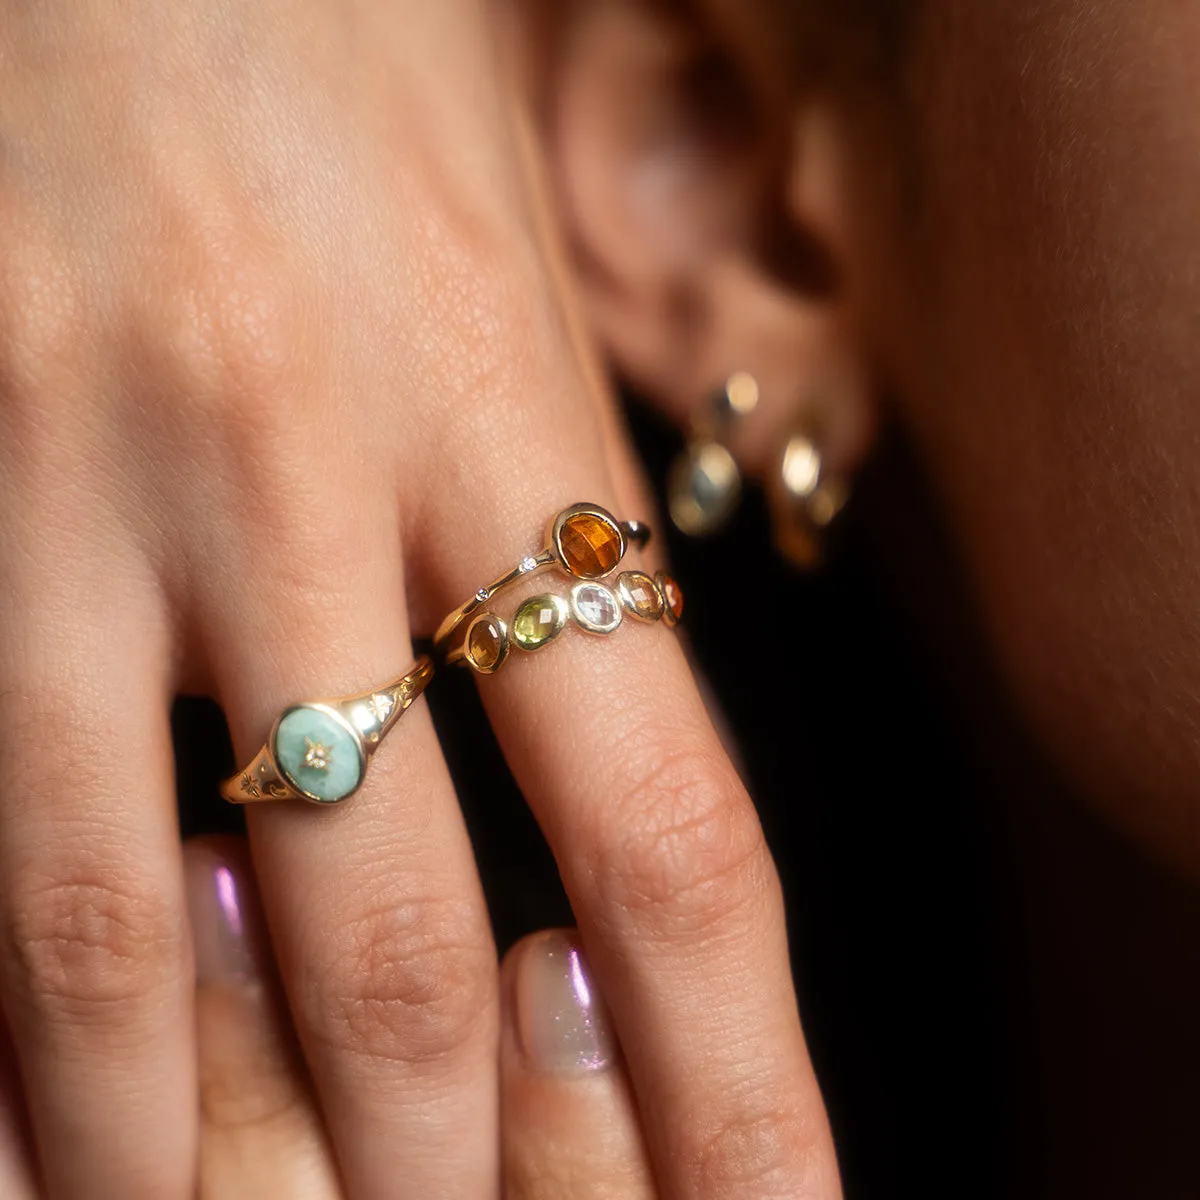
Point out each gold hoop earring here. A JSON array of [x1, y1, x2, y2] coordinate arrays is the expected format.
[[667, 372, 759, 537]]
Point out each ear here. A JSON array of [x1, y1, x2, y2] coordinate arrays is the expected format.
[[514, 0, 878, 477]]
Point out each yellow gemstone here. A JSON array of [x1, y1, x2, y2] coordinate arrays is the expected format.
[[512, 594, 569, 650], [559, 511, 622, 578], [618, 570, 665, 622], [656, 572, 684, 626], [466, 614, 507, 673]]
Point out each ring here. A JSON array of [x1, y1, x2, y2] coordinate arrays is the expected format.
[[433, 502, 652, 653], [220, 656, 434, 805], [446, 570, 684, 674]]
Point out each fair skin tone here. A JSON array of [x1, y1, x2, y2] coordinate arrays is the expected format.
[[8, 838, 662, 1199], [0, 1, 835, 1197], [4, 0, 1200, 1192]]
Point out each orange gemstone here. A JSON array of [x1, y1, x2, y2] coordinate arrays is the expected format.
[[619, 570, 665, 622], [656, 572, 684, 626], [559, 511, 622, 578], [466, 615, 506, 672]]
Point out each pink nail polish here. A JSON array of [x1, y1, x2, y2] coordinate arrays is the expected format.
[[185, 850, 256, 987], [514, 931, 615, 1076]]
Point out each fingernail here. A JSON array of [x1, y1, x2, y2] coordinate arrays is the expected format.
[[185, 848, 257, 987], [514, 930, 615, 1077]]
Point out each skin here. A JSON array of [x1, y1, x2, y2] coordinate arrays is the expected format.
[[4, 0, 1198, 1192], [520, 1, 1200, 1186], [0, 838, 660, 1199], [530, 0, 1200, 870], [0, 1, 836, 1196]]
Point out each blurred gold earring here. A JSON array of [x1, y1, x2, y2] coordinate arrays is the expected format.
[[767, 424, 851, 569], [668, 371, 759, 537]]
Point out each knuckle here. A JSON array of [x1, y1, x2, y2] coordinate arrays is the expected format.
[[199, 1008, 308, 1135], [301, 894, 494, 1069], [167, 234, 307, 412], [584, 744, 775, 934], [0, 214, 83, 403], [201, 1075, 306, 1138], [3, 864, 183, 1020], [416, 218, 560, 426], [695, 1105, 821, 1198]]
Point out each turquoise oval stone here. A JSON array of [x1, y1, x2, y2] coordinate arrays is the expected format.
[[274, 705, 364, 804]]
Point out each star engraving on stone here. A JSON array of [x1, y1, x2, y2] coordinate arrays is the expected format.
[[303, 737, 333, 772]]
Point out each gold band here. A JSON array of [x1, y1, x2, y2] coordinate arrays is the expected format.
[[220, 656, 434, 806], [444, 569, 683, 676], [433, 503, 651, 653]]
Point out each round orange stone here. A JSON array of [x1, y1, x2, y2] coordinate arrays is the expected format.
[[656, 572, 684, 626], [619, 570, 665, 622], [466, 614, 506, 672], [559, 511, 623, 578]]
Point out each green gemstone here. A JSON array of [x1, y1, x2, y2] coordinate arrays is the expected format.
[[511, 594, 568, 651], [273, 705, 365, 804]]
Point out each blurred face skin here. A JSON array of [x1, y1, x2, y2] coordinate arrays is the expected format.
[[841, 1, 1200, 867], [522, 0, 1200, 870]]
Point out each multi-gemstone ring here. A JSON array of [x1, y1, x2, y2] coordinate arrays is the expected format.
[[219, 656, 434, 806], [433, 502, 653, 656], [435, 502, 682, 676]]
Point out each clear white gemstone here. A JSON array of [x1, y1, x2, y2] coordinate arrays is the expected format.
[[571, 583, 622, 634], [476, 588, 490, 603], [520, 556, 538, 574]]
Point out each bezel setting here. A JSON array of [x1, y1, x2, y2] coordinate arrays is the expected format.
[[270, 702, 368, 805], [570, 582, 624, 635]]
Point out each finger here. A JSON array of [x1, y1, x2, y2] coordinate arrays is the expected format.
[[501, 595, 838, 1198], [501, 930, 655, 1200], [0, 1022, 39, 1200], [185, 838, 342, 1200], [0, 583, 196, 1198], [202, 486, 498, 1198], [418, 418, 840, 1196]]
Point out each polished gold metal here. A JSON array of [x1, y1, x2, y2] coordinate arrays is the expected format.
[[220, 656, 434, 806], [445, 573, 683, 676], [433, 503, 651, 653], [768, 431, 850, 569]]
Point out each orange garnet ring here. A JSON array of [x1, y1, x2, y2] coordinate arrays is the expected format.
[[433, 503, 652, 653], [435, 503, 682, 677]]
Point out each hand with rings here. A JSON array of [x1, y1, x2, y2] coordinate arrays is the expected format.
[[0, 1, 837, 1196]]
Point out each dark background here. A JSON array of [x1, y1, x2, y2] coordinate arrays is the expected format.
[[176, 397, 1200, 1199]]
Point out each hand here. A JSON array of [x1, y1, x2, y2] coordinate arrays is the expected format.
[[2, 840, 666, 1197], [179, 840, 712, 1199], [0, 2, 836, 1195]]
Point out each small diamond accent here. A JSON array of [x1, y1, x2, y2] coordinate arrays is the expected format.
[[520, 556, 538, 573], [303, 737, 332, 772], [476, 588, 490, 603]]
